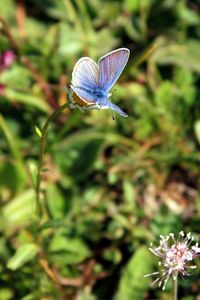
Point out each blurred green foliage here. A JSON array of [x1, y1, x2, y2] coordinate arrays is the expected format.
[[0, 0, 200, 299]]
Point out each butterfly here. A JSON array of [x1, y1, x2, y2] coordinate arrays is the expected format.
[[70, 48, 130, 117]]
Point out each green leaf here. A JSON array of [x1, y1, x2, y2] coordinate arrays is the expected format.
[[27, 160, 38, 188], [115, 246, 154, 300], [35, 126, 42, 138], [7, 243, 39, 270], [49, 235, 91, 264], [151, 40, 200, 74], [0, 0, 15, 20], [46, 184, 65, 219], [20, 294, 36, 300], [174, 68, 196, 106], [2, 189, 36, 232], [123, 179, 136, 210], [20, 292, 39, 300], [39, 219, 67, 231], [176, 1, 200, 25], [0, 114, 26, 170], [55, 136, 104, 181], [154, 81, 175, 111], [0, 161, 26, 194], [1, 65, 32, 88], [194, 120, 200, 145], [3, 88, 50, 112], [58, 23, 83, 56], [77, 291, 97, 300], [0, 289, 13, 300]]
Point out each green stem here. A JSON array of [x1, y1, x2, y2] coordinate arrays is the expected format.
[[36, 103, 69, 219], [172, 272, 178, 300]]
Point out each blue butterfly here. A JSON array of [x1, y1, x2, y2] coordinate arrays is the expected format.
[[70, 48, 130, 117]]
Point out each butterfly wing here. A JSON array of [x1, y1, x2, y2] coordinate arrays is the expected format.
[[71, 57, 99, 103], [98, 48, 130, 92], [103, 100, 128, 117], [70, 89, 94, 107], [71, 86, 97, 103]]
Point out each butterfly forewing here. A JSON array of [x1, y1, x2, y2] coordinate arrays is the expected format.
[[71, 57, 99, 93], [98, 48, 130, 92]]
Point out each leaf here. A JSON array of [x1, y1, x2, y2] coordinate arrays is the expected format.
[[0, 161, 26, 194], [0, 114, 25, 168], [49, 235, 91, 264], [0, 0, 15, 20], [20, 294, 37, 300], [174, 68, 196, 106], [46, 184, 66, 219], [0, 114, 27, 187], [151, 39, 200, 73], [0, 289, 13, 300], [58, 23, 83, 57], [194, 120, 200, 145], [39, 219, 67, 231], [176, 1, 200, 25], [1, 65, 32, 88], [7, 243, 39, 270], [115, 246, 154, 300], [27, 160, 38, 188], [3, 88, 50, 112], [89, 28, 119, 58], [54, 136, 104, 181], [35, 126, 42, 138], [154, 81, 175, 112], [77, 291, 97, 300], [123, 180, 136, 210], [46, 1, 69, 20], [2, 189, 36, 232]]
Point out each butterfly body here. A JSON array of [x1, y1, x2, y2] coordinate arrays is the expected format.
[[70, 48, 130, 117]]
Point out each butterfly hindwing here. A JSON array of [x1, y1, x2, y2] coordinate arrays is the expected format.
[[70, 86, 97, 103]]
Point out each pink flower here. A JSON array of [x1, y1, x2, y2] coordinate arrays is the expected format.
[[0, 50, 15, 69], [145, 231, 200, 290], [0, 50, 15, 93]]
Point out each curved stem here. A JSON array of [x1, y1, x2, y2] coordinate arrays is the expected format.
[[36, 103, 69, 218], [172, 272, 178, 300]]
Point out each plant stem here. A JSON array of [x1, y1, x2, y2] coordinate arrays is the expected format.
[[36, 103, 68, 219], [172, 272, 178, 300]]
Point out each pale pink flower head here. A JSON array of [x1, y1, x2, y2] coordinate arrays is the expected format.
[[145, 231, 200, 290]]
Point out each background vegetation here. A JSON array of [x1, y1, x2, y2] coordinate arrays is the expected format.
[[0, 0, 200, 299]]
